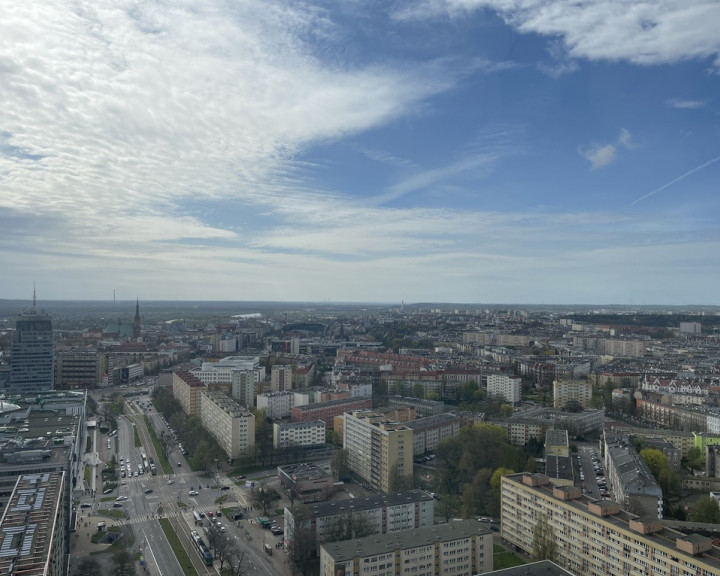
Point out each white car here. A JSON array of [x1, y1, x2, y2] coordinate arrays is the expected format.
[[116, 496, 128, 501], [167, 479, 174, 485], [189, 490, 198, 496]]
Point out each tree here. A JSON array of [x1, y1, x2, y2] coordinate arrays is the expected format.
[[287, 526, 315, 576], [689, 496, 720, 523], [207, 524, 233, 570], [330, 448, 349, 481], [228, 545, 252, 576], [532, 513, 557, 562], [685, 446, 704, 471], [640, 448, 669, 479], [412, 383, 425, 399], [190, 439, 211, 471], [499, 404, 514, 418], [75, 557, 103, 576], [111, 547, 135, 576], [249, 483, 281, 516]]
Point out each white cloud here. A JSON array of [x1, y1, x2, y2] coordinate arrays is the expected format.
[[579, 128, 634, 170], [666, 98, 707, 109], [579, 144, 617, 170], [396, 1, 720, 69]]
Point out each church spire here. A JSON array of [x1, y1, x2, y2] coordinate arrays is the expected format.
[[133, 299, 141, 339]]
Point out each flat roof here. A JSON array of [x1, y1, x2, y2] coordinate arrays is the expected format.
[[290, 489, 433, 519], [321, 519, 490, 562], [0, 473, 64, 576]]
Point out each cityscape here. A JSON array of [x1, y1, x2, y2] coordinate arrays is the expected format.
[[2, 1, 720, 576], [2, 297, 720, 575]]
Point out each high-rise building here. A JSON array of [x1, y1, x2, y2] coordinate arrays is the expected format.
[[271, 364, 293, 392], [9, 291, 54, 393], [344, 410, 413, 493]]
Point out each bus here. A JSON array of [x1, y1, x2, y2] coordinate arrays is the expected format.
[[193, 511, 203, 525], [191, 531, 213, 566]]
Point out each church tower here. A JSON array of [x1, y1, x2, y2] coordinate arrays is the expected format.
[[133, 299, 141, 339]]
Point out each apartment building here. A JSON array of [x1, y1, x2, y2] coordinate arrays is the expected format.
[[199, 390, 255, 459], [0, 472, 66, 576], [553, 379, 592, 409], [273, 421, 326, 449], [278, 463, 335, 503], [603, 432, 663, 518], [172, 371, 206, 415], [271, 364, 293, 392], [231, 369, 256, 408], [257, 391, 295, 419], [486, 374, 522, 404], [319, 519, 493, 576], [405, 413, 461, 455], [387, 396, 447, 418], [501, 472, 720, 576], [190, 356, 264, 386], [54, 350, 100, 390], [285, 490, 434, 555], [344, 411, 413, 493], [291, 397, 372, 429]]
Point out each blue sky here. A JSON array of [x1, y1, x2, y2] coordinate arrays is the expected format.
[[1, 0, 719, 304]]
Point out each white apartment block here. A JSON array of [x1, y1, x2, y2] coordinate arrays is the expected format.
[[231, 370, 255, 408], [271, 364, 293, 392], [172, 371, 206, 415], [319, 520, 493, 576], [199, 390, 255, 459], [405, 413, 461, 455], [501, 472, 720, 576], [256, 391, 295, 419], [344, 411, 413, 493], [285, 490, 435, 555], [273, 421, 325, 449], [553, 379, 592, 409], [600, 339, 647, 357], [486, 374, 522, 404]]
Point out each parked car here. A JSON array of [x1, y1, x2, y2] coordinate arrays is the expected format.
[[189, 490, 198, 496]]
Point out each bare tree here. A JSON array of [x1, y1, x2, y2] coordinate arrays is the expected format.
[[249, 483, 281, 516], [206, 524, 233, 570], [287, 526, 315, 576], [228, 545, 252, 576]]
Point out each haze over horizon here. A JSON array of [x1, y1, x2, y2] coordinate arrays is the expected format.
[[2, 1, 719, 305]]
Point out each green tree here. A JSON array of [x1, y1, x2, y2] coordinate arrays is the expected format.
[[412, 383, 425, 399], [640, 448, 669, 478], [330, 448, 349, 481], [689, 496, 720, 523], [75, 557, 103, 576], [249, 483, 281, 516], [499, 404, 514, 418], [111, 547, 135, 576], [686, 446, 704, 471], [532, 513, 557, 562]]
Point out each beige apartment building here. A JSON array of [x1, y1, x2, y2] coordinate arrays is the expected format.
[[344, 410, 413, 493], [553, 379, 592, 409], [271, 364, 293, 392], [273, 420, 326, 449], [319, 519, 493, 576], [501, 472, 720, 576], [172, 371, 206, 415], [199, 390, 255, 459]]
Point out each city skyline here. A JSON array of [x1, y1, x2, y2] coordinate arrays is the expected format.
[[2, 1, 719, 305]]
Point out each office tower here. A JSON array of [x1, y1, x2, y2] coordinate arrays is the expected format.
[[9, 291, 54, 393]]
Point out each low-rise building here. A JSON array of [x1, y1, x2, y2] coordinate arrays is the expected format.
[[277, 463, 336, 503], [0, 472, 66, 576], [285, 490, 434, 555], [273, 421, 326, 450], [291, 397, 372, 429], [319, 519, 493, 576], [257, 391, 295, 419]]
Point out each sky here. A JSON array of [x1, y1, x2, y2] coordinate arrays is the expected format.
[[1, 0, 719, 305]]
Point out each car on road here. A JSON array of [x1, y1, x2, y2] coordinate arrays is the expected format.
[[221, 486, 230, 490], [112, 503, 123, 508], [216, 511, 222, 517], [207, 512, 214, 518], [167, 479, 174, 485], [189, 490, 198, 496], [144, 489, 153, 494], [116, 496, 128, 501], [80, 503, 92, 509], [271, 527, 284, 535]]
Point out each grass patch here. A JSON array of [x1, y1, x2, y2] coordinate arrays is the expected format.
[[134, 426, 142, 448], [159, 518, 199, 576], [86, 436, 93, 452], [493, 545, 526, 570], [177, 501, 188, 509], [214, 495, 229, 505], [84, 467, 91, 484], [144, 415, 173, 474], [98, 509, 127, 519], [100, 497, 116, 502]]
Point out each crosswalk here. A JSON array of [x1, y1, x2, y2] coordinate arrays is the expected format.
[[112, 503, 244, 527]]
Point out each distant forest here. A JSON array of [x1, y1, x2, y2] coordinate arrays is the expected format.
[[569, 314, 720, 330]]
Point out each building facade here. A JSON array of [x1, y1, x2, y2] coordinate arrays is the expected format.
[[199, 390, 255, 459], [10, 305, 54, 393], [172, 371, 206, 416], [405, 413, 461, 455], [344, 411, 413, 493], [319, 520, 493, 576], [486, 374, 522, 404], [271, 365, 293, 392], [501, 472, 720, 576], [553, 379, 592, 409], [273, 421, 326, 449]]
